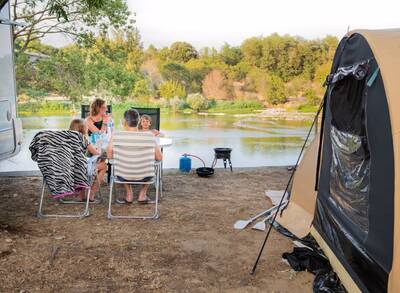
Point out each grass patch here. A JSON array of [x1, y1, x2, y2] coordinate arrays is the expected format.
[[18, 101, 74, 117], [206, 100, 264, 114], [17, 101, 170, 117], [296, 104, 319, 113]]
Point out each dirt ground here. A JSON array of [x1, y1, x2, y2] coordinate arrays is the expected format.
[[0, 167, 313, 292]]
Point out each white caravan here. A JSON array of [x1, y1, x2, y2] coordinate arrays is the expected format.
[[0, 0, 22, 160]]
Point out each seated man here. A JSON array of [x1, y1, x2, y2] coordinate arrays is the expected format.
[[107, 109, 163, 204]]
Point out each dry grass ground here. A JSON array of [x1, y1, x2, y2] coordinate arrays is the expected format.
[[0, 167, 313, 292]]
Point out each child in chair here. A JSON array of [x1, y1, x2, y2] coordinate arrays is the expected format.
[[69, 119, 107, 201], [139, 114, 163, 136]]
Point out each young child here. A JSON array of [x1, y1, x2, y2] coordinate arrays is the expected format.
[[69, 119, 107, 201], [139, 114, 163, 136]]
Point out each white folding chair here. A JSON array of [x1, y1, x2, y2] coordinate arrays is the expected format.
[[107, 131, 161, 220]]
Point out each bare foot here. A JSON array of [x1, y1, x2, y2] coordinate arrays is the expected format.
[[126, 191, 133, 203], [89, 185, 97, 201], [79, 190, 86, 201], [137, 191, 147, 202]]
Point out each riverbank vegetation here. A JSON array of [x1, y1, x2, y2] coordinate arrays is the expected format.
[[13, 1, 337, 115]]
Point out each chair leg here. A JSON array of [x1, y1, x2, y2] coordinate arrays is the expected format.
[[158, 163, 163, 199], [228, 158, 233, 172], [223, 159, 227, 169], [37, 180, 46, 218], [107, 178, 114, 219], [37, 179, 91, 219], [82, 189, 91, 218], [97, 173, 102, 199], [154, 174, 160, 219]]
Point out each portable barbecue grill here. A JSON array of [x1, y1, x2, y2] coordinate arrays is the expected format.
[[212, 148, 233, 171]]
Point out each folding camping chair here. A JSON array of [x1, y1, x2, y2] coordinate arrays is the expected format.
[[35, 144, 98, 219], [81, 104, 112, 119], [132, 107, 161, 131], [38, 175, 92, 219], [107, 131, 161, 220], [58, 155, 103, 205], [132, 107, 165, 194]]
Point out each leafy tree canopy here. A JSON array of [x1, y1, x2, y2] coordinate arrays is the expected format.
[[12, 0, 132, 51]]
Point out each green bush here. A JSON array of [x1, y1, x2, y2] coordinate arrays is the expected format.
[[187, 93, 208, 112], [169, 96, 187, 112], [132, 79, 153, 98], [158, 81, 186, 99]]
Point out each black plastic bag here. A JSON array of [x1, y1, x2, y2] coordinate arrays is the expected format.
[[282, 247, 330, 274], [313, 271, 346, 293], [282, 247, 347, 292]]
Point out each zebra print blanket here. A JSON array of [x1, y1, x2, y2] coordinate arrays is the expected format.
[[29, 130, 90, 198]]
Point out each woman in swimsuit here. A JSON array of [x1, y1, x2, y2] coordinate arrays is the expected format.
[[86, 98, 112, 135], [85, 98, 111, 187]]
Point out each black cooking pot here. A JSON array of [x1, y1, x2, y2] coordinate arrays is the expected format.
[[196, 167, 214, 177]]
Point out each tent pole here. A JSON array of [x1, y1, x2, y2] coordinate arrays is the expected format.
[[250, 100, 323, 275]]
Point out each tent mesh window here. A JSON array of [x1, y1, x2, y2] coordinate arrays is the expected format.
[[328, 62, 370, 234]]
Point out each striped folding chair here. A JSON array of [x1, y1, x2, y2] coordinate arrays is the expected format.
[[30, 130, 93, 219], [107, 131, 161, 220], [58, 155, 103, 205]]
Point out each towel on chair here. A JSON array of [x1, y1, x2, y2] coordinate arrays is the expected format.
[[29, 130, 90, 198]]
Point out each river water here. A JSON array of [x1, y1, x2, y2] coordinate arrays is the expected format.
[[12, 112, 314, 170]]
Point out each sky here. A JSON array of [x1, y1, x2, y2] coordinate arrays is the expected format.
[[45, 0, 400, 49], [127, 0, 400, 49]]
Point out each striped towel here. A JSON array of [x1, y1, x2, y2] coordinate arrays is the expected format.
[[112, 131, 157, 181], [29, 130, 89, 198]]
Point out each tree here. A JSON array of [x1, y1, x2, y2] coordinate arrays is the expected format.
[[314, 62, 332, 85], [168, 42, 198, 62], [158, 81, 186, 99], [12, 0, 132, 51], [48, 46, 90, 102], [266, 75, 286, 105], [187, 93, 208, 112], [160, 62, 191, 85], [132, 79, 152, 98], [304, 88, 320, 105], [219, 43, 243, 66], [245, 68, 268, 96], [241, 37, 263, 67], [228, 61, 251, 81]]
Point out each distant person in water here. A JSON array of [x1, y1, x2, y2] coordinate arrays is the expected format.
[[86, 98, 112, 135], [69, 118, 107, 201], [139, 114, 163, 136]]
